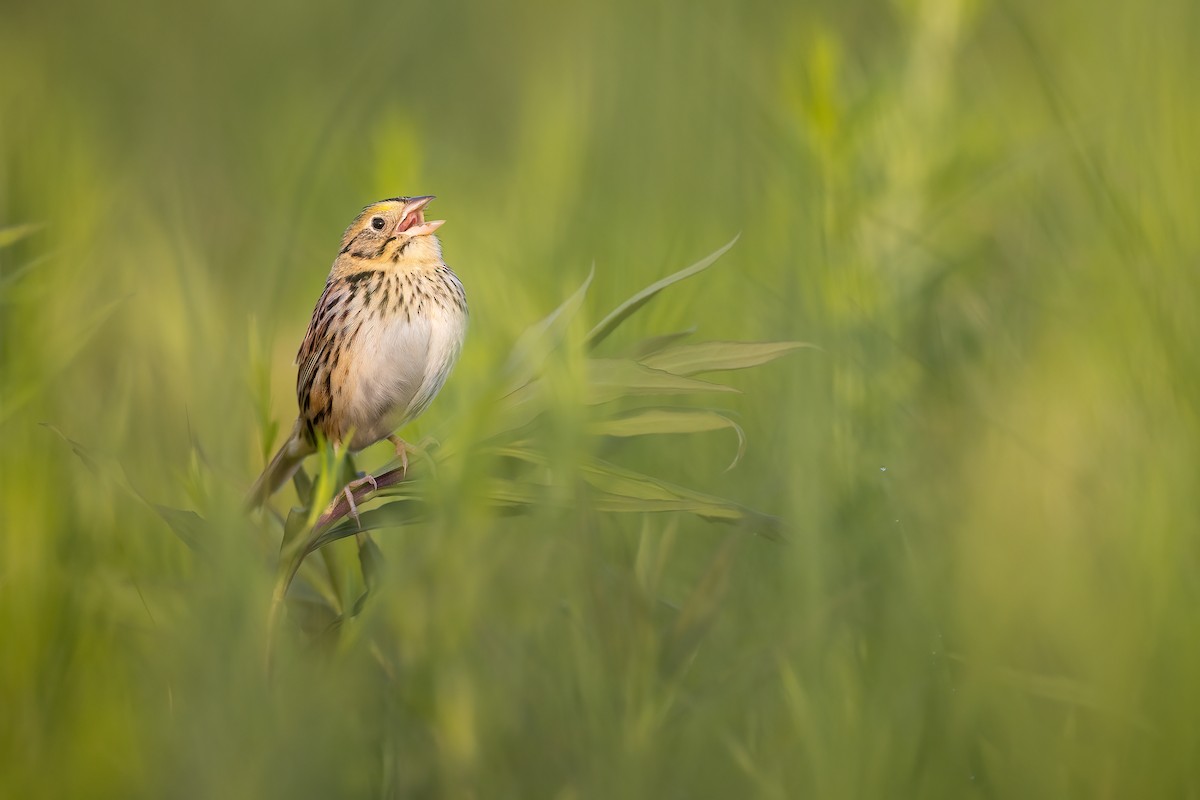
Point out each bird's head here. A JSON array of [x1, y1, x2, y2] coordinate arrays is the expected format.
[[337, 196, 446, 267]]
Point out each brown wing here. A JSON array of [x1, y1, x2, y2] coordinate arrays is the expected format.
[[294, 279, 351, 445]]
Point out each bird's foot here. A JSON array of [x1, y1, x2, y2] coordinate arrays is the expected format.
[[342, 473, 379, 529], [386, 435, 410, 475], [387, 434, 440, 477]]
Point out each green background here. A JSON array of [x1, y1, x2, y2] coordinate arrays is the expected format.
[[3, 0, 1199, 796]]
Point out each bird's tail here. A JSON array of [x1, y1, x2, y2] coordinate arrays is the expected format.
[[246, 420, 314, 509]]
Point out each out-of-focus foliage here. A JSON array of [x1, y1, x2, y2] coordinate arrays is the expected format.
[[3, 0, 1200, 796], [253, 243, 795, 648]]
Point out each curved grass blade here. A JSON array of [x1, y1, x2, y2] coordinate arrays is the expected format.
[[581, 458, 781, 538], [483, 445, 777, 533], [3, 294, 128, 425], [0, 224, 49, 290], [42, 423, 214, 551], [491, 356, 739, 436], [589, 407, 747, 470], [640, 340, 817, 376], [587, 359, 738, 404], [624, 329, 696, 359], [310, 497, 426, 550], [504, 266, 594, 388], [0, 222, 42, 248], [483, 457, 777, 534], [0, 252, 56, 290], [151, 505, 207, 551], [586, 235, 739, 350]]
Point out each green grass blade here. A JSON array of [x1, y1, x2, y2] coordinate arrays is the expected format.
[[624, 329, 697, 359], [587, 359, 739, 404], [0, 222, 42, 248], [1, 295, 128, 425], [151, 505, 207, 551], [504, 266, 594, 386], [581, 458, 781, 537], [589, 407, 747, 470], [640, 341, 817, 376], [586, 235, 739, 350], [0, 251, 56, 289], [310, 498, 427, 550]]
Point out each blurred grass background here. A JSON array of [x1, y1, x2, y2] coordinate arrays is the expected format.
[[2, 0, 1199, 796]]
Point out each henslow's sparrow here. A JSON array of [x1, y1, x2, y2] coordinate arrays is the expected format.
[[249, 196, 467, 507]]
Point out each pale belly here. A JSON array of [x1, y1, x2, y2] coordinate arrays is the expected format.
[[338, 304, 467, 451]]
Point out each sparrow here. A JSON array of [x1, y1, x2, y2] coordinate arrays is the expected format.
[[249, 196, 467, 508]]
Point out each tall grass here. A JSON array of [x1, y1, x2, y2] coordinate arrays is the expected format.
[[3, 0, 1199, 796]]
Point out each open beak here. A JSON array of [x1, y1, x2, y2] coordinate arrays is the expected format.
[[396, 195, 445, 237]]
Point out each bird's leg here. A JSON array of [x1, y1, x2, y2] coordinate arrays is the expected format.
[[386, 434, 409, 475], [386, 435, 440, 476], [341, 473, 379, 529], [341, 485, 361, 528]]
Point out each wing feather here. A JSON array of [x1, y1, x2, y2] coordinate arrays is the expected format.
[[295, 280, 340, 408]]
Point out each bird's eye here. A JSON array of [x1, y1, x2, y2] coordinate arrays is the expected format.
[[370, 216, 386, 231]]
